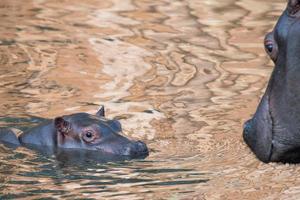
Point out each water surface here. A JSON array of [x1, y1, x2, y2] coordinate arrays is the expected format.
[[1, 0, 298, 199]]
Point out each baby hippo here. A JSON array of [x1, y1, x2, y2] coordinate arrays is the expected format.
[[0, 106, 149, 159]]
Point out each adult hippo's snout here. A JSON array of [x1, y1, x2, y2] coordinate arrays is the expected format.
[[243, 0, 300, 163], [243, 94, 273, 163]]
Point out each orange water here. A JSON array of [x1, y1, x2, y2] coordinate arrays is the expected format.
[[1, 0, 299, 199]]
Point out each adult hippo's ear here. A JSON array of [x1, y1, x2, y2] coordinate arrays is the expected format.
[[96, 105, 105, 117], [288, 0, 300, 15], [289, 0, 300, 7], [54, 117, 71, 135]]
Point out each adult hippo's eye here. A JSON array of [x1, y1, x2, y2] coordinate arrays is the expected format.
[[264, 32, 278, 62], [265, 43, 273, 53]]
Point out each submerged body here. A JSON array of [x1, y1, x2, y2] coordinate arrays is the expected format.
[[0, 107, 149, 160], [243, 0, 300, 163]]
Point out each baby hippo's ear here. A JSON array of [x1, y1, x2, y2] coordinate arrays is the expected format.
[[54, 117, 71, 134], [108, 119, 122, 132], [96, 105, 105, 117]]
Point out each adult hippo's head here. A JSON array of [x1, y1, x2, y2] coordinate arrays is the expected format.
[[243, 0, 300, 163]]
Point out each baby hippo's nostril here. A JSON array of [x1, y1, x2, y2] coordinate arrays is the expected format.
[[136, 141, 148, 153], [126, 141, 149, 158]]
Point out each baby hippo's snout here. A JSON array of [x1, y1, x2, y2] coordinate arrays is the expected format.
[[98, 137, 149, 159], [124, 141, 149, 158]]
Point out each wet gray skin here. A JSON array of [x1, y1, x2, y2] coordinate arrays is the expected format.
[[243, 0, 300, 163], [0, 106, 149, 160]]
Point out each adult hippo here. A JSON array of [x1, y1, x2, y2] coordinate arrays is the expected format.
[[243, 0, 300, 163], [0, 106, 149, 160]]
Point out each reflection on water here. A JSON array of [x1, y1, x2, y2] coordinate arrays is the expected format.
[[0, 0, 298, 199], [0, 147, 210, 199]]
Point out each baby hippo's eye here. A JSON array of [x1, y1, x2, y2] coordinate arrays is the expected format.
[[86, 132, 93, 138], [82, 131, 96, 143]]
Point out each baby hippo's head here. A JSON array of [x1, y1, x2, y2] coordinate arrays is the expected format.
[[54, 106, 149, 159]]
